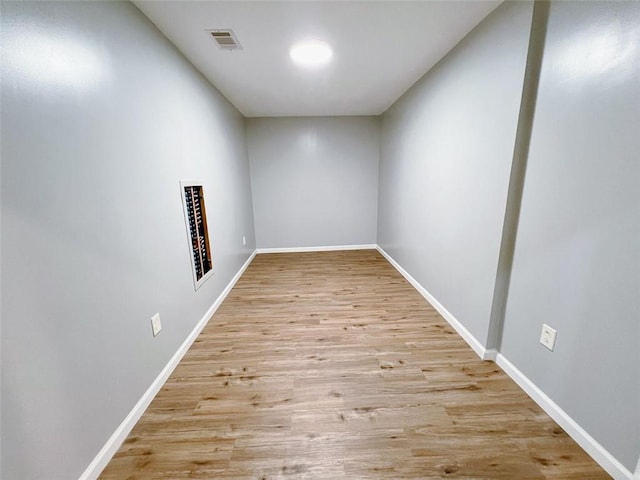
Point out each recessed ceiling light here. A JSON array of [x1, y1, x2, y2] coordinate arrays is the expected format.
[[289, 40, 333, 68]]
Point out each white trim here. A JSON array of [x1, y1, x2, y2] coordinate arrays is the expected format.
[[79, 250, 257, 480], [376, 246, 492, 360], [482, 348, 498, 361], [256, 244, 377, 254], [496, 353, 635, 480], [379, 244, 633, 479], [79, 246, 634, 480]]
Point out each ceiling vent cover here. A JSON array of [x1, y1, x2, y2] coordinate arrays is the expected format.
[[207, 29, 242, 50]]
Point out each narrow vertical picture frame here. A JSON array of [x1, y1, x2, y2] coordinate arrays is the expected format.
[[180, 180, 214, 290]]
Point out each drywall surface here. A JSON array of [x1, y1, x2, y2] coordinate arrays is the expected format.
[[377, 1, 533, 346], [1, 2, 255, 479], [501, 0, 640, 471], [247, 117, 379, 249]]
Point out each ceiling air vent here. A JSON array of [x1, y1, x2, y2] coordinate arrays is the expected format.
[[207, 29, 242, 50]]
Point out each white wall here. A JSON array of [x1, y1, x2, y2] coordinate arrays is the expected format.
[[247, 117, 379, 249], [377, 1, 533, 347], [501, 0, 640, 472], [0, 2, 255, 479]]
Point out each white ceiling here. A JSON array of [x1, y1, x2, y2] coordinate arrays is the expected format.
[[134, 1, 501, 117]]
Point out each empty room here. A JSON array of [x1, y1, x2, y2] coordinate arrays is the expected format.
[[1, 1, 638, 479]]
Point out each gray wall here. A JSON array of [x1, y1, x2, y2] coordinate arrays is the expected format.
[[501, 0, 640, 471], [247, 117, 379, 249], [0, 2, 255, 479], [377, 1, 533, 346], [2, 0, 638, 478]]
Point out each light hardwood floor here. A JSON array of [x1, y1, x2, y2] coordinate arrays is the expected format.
[[99, 250, 610, 479]]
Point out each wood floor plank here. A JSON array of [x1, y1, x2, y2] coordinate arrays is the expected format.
[[99, 250, 610, 479]]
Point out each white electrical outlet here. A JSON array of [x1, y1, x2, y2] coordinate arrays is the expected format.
[[151, 313, 162, 337], [540, 323, 557, 351], [242, 235, 246, 246]]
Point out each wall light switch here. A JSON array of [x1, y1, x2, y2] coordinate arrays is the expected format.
[[151, 313, 162, 337], [242, 235, 246, 246], [540, 323, 557, 351]]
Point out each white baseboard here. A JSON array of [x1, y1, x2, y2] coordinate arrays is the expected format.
[[496, 354, 635, 480], [377, 245, 633, 479], [79, 246, 635, 480], [482, 348, 497, 361], [79, 250, 257, 480], [256, 244, 377, 254], [376, 246, 493, 361]]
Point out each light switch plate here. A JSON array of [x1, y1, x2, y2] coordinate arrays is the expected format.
[[151, 313, 162, 337], [540, 323, 557, 351]]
